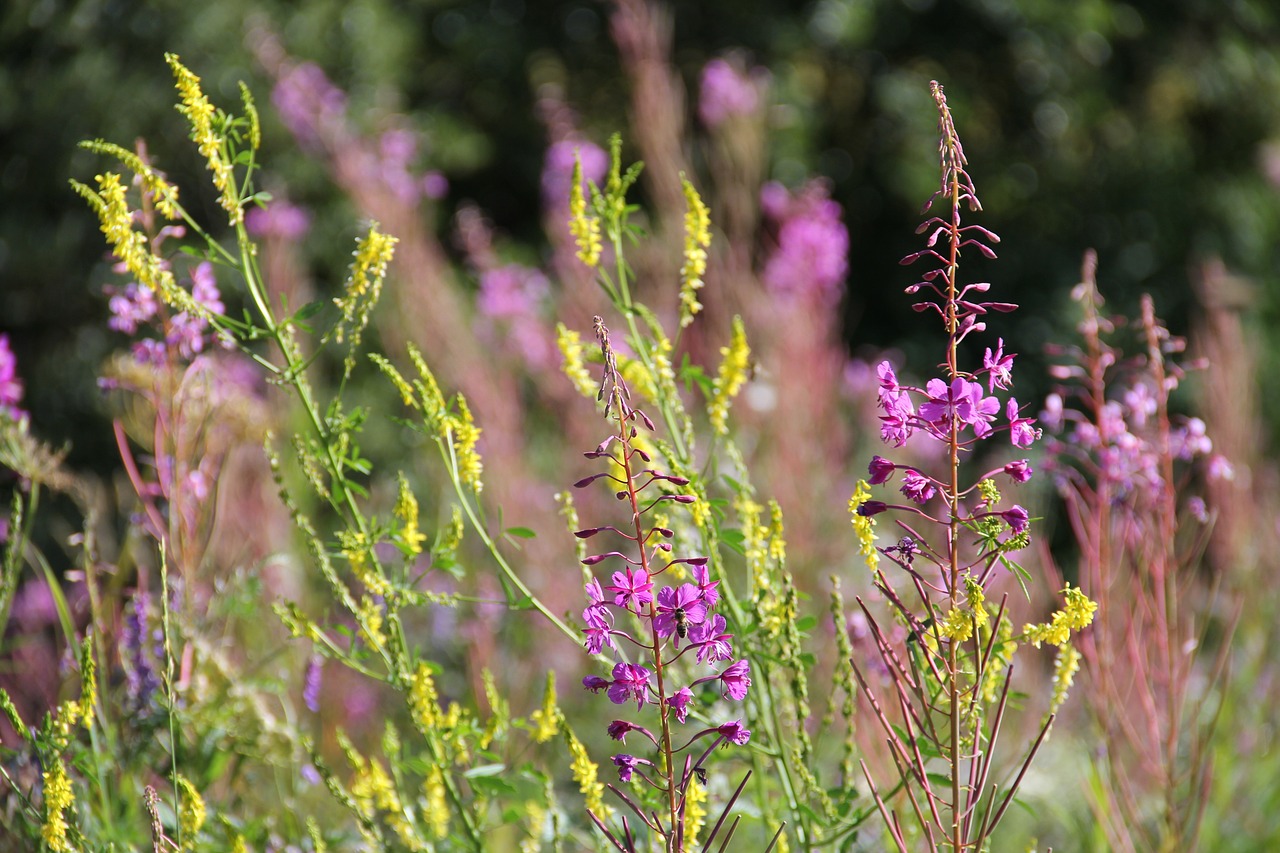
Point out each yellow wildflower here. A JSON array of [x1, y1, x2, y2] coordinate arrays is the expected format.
[[424, 766, 450, 839], [394, 473, 427, 557], [767, 499, 787, 562], [964, 576, 989, 629], [849, 479, 879, 571], [679, 175, 712, 328], [529, 672, 562, 744], [685, 773, 708, 846], [938, 605, 974, 643], [709, 316, 750, 435], [1061, 584, 1098, 630], [409, 661, 442, 733], [556, 323, 596, 397], [1050, 642, 1082, 713], [338, 529, 388, 597], [569, 151, 601, 268], [566, 729, 610, 818], [334, 225, 398, 363], [41, 756, 74, 852], [165, 53, 240, 226], [177, 775, 207, 849], [451, 395, 484, 493], [78, 637, 97, 729], [357, 596, 386, 648]]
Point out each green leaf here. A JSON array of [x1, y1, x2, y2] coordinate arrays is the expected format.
[[796, 615, 818, 633], [504, 527, 537, 539], [467, 774, 517, 796], [295, 301, 327, 321]]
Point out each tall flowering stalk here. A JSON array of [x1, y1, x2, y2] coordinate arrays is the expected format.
[[576, 317, 756, 852], [1040, 252, 1232, 852], [849, 82, 1095, 850]]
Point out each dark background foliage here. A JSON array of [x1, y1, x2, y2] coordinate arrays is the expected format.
[[4, 0, 1279, 469]]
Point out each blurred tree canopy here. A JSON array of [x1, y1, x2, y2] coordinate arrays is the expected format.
[[3, 0, 1279, 468]]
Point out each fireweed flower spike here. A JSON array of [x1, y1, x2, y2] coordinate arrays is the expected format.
[[574, 317, 750, 847], [848, 81, 1096, 850]]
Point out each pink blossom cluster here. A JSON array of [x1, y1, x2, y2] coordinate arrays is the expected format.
[[576, 322, 752, 786], [105, 261, 228, 365], [760, 180, 849, 306]]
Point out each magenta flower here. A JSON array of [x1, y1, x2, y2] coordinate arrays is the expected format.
[[1001, 505, 1030, 534], [107, 283, 159, 335], [698, 59, 760, 127], [607, 663, 652, 709], [606, 567, 653, 611], [654, 583, 707, 640], [691, 563, 720, 608], [983, 338, 1015, 391], [868, 455, 896, 485], [717, 660, 752, 701], [667, 687, 693, 724], [920, 377, 999, 438], [583, 623, 614, 655], [1007, 398, 1040, 448], [612, 754, 648, 782], [716, 720, 752, 745], [760, 180, 849, 305], [900, 470, 935, 504], [690, 614, 734, 664], [0, 334, 25, 420], [1004, 459, 1033, 483]]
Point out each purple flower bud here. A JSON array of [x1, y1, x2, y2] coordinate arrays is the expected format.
[[583, 675, 610, 693], [868, 455, 896, 485], [857, 501, 888, 517], [1000, 505, 1030, 534]]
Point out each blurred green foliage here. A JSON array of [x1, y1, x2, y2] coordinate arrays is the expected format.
[[4, 0, 1280, 457]]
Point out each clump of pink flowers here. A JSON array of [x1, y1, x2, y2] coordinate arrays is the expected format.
[[576, 317, 751, 848]]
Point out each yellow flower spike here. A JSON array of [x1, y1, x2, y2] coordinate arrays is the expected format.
[[409, 661, 442, 733], [849, 479, 879, 571], [334, 225, 398, 358], [78, 140, 181, 220], [424, 766, 450, 839], [41, 756, 74, 852], [338, 529, 389, 597], [685, 773, 708, 845], [165, 53, 241, 226], [176, 775, 207, 849], [372, 353, 416, 407], [238, 81, 261, 151], [1061, 583, 1098, 630], [394, 473, 427, 557], [0, 689, 30, 743], [1049, 642, 1082, 713], [938, 605, 975, 643], [78, 636, 97, 729], [566, 728, 610, 818], [451, 395, 484, 493], [679, 174, 712, 328], [709, 315, 750, 435], [556, 323, 596, 398], [357, 596, 386, 648], [767, 499, 787, 562], [569, 151, 601, 268], [964, 576, 989, 628], [72, 173, 191, 311], [529, 672, 562, 744]]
